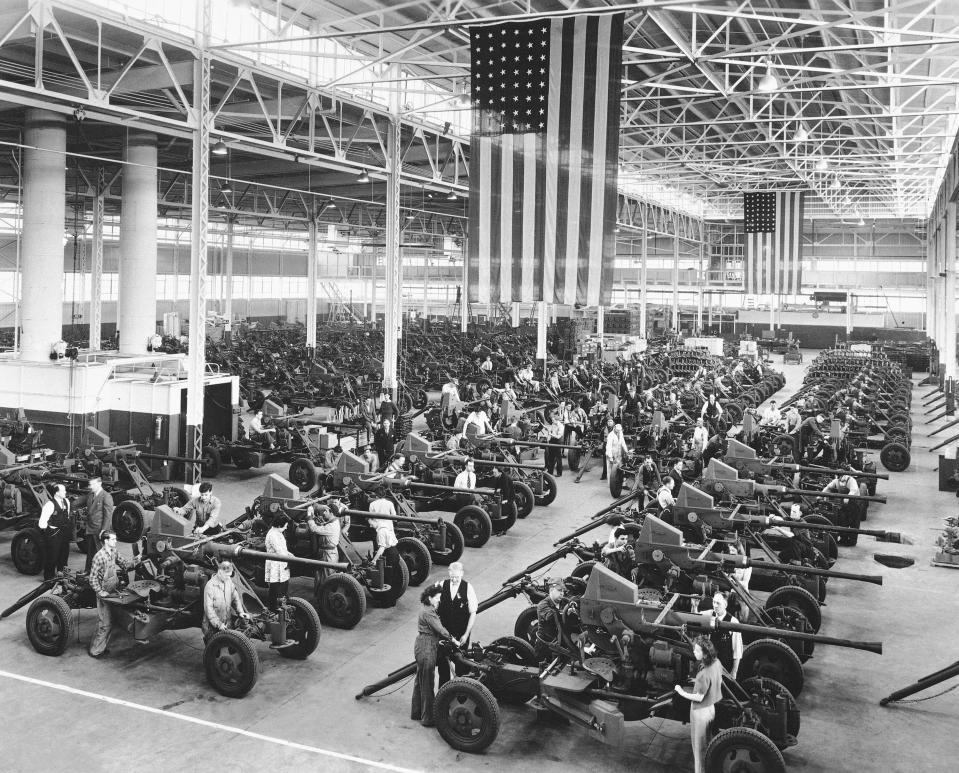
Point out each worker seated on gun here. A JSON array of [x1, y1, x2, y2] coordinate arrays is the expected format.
[[324, 444, 343, 469], [758, 400, 783, 429], [177, 482, 224, 536], [202, 559, 251, 640], [515, 363, 540, 393], [602, 526, 635, 580], [306, 504, 341, 578], [534, 579, 566, 663], [462, 408, 494, 438], [249, 410, 277, 449]]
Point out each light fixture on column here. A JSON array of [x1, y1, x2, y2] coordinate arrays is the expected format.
[[757, 58, 779, 93], [793, 125, 809, 142], [857, 216, 865, 226], [447, 189, 458, 200], [211, 140, 228, 155], [356, 168, 370, 183]]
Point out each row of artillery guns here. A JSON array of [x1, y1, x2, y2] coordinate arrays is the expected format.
[[356, 444, 896, 769]]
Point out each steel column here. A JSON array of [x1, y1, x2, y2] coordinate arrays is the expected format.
[[927, 224, 936, 339], [383, 124, 401, 393], [672, 218, 680, 332], [946, 202, 957, 379], [224, 217, 234, 332], [537, 301, 548, 366], [597, 305, 604, 340], [306, 215, 317, 348], [186, 0, 212, 484], [640, 232, 649, 339], [88, 168, 105, 350]]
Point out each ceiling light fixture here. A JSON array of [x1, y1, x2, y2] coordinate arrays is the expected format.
[[447, 190, 458, 200], [830, 176, 841, 190], [815, 158, 829, 171], [794, 125, 808, 142], [757, 58, 779, 93], [211, 140, 228, 155], [221, 180, 233, 194], [356, 169, 370, 183], [857, 217, 865, 226]]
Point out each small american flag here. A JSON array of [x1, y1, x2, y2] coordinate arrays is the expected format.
[[743, 191, 805, 295], [467, 14, 623, 307]]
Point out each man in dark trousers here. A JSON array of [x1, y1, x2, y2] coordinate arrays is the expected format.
[[38, 484, 71, 580], [84, 476, 114, 573], [436, 561, 478, 685]]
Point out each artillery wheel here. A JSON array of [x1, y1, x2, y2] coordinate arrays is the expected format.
[[760, 605, 815, 662], [397, 536, 433, 586], [398, 391, 414, 413], [513, 606, 538, 648], [570, 560, 597, 580], [232, 449, 254, 470], [724, 402, 744, 424], [316, 572, 366, 629], [487, 636, 539, 704], [203, 629, 260, 698], [765, 585, 821, 633], [567, 446, 582, 471], [738, 677, 800, 746], [429, 522, 464, 566], [414, 389, 429, 410], [26, 595, 75, 656], [288, 458, 318, 492], [739, 638, 804, 698], [493, 500, 517, 535], [201, 445, 222, 478], [277, 596, 322, 659], [609, 467, 624, 498], [771, 434, 796, 460], [535, 473, 558, 506], [11, 526, 45, 575], [513, 482, 535, 519], [879, 441, 910, 472], [454, 505, 492, 548], [370, 553, 410, 607], [705, 726, 786, 773], [165, 486, 191, 509], [112, 500, 146, 543], [434, 677, 501, 754], [800, 515, 839, 567]]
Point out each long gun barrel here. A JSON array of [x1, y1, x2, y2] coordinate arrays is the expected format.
[[477, 582, 529, 613], [355, 661, 417, 699], [372, 476, 496, 496], [0, 578, 58, 619], [698, 554, 884, 585], [760, 484, 887, 504], [198, 542, 349, 572], [709, 617, 882, 655], [553, 489, 643, 545], [508, 439, 581, 451], [769, 463, 889, 481], [760, 516, 904, 542], [341, 508, 452, 528], [502, 543, 579, 585]]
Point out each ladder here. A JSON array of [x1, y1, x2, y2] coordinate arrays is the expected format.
[[449, 285, 473, 327], [320, 281, 363, 324]]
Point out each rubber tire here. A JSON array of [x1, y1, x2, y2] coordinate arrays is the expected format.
[[454, 505, 493, 548], [26, 595, 75, 656], [434, 677, 501, 754], [370, 553, 410, 607], [609, 467, 624, 498], [567, 446, 581, 472], [765, 584, 822, 633], [201, 445, 222, 478], [233, 449, 254, 470], [112, 500, 146, 543], [203, 629, 260, 698], [761, 605, 815, 663], [705, 727, 786, 773], [513, 482, 535, 519], [414, 389, 429, 410], [571, 560, 597, 580], [487, 635, 539, 704], [12, 526, 45, 575], [513, 606, 539, 648], [879, 441, 910, 472], [738, 676, 801, 745], [277, 596, 322, 659], [801, 515, 839, 567], [397, 536, 433, 586], [535, 473, 558, 506], [494, 500, 517, 535], [429, 522, 465, 566], [316, 572, 366, 629], [739, 638, 805, 698], [288, 458, 318, 492], [166, 487, 191, 509]]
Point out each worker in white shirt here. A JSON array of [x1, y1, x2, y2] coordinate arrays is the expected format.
[[700, 591, 744, 679], [479, 356, 493, 372], [462, 408, 494, 438], [692, 417, 710, 454], [657, 477, 676, 513], [759, 400, 783, 429], [249, 410, 277, 448], [605, 423, 626, 487], [38, 484, 72, 580], [453, 458, 477, 491], [368, 487, 402, 607]]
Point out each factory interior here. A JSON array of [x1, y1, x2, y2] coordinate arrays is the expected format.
[[0, 1, 957, 772]]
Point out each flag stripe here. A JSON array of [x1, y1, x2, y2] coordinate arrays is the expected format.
[[598, 13, 622, 307], [532, 132, 547, 303], [577, 15, 599, 306], [520, 134, 536, 302], [474, 137, 491, 304], [511, 133, 525, 300], [488, 134, 502, 304], [541, 20, 564, 303], [552, 18, 577, 304], [498, 133, 513, 304]]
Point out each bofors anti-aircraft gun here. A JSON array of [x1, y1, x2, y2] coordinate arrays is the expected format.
[[357, 564, 881, 769], [0, 509, 332, 698]]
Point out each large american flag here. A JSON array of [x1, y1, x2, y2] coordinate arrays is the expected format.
[[467, 14, 623, 307], [743, 191, 805, 295]]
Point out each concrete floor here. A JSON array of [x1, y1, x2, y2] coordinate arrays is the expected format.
[[0, 353, 955, 773]]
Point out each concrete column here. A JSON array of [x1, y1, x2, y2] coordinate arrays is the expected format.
[[536, 300, 547, 363], [639, 233, 648, 338], [708, 292, 713, 329], [770, 295, 776, 332], [946, 202, 957, 378], [118, 130, 158, 354], [306, 217, 317, 348], [20, 109, 66, 361], [597, 305, 604, 340], [846, 292, 853, 336], [88, 170, 105, 349], [382, 113, 401, 392], [672, 221, 680, 332], [510, 301, 520, 327], [926, 227, 936, 339], [937, 223, 947, 356]]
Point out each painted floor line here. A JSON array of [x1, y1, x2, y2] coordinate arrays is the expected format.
[[0, 669, 422, 773]]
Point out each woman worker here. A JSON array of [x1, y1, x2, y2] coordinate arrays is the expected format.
[[674, 635, 724, 773], [411, 585, 454, 728]]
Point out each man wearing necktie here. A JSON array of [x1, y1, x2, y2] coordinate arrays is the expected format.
[[84, 476, 115, 573]]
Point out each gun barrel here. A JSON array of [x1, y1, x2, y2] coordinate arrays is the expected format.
[[709, 556, 884, 585], [472, 459, 542, 471], [510, 440, 580, 451], [200, 542, 349, 572], [771, 463, 890, 481], [765, 517, 901, 541], [355, 661, 417, 699], [503, 544, 576, 584], [0, 578, 57, 619], [408, 481, 497, 495], [477, 584, 526, 613], [553, 489, 643, 545], [341, 508, 447, 528], [712, 618, 882, 655], [780, 487, 887, 504], [137, 452, 205, 464]]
